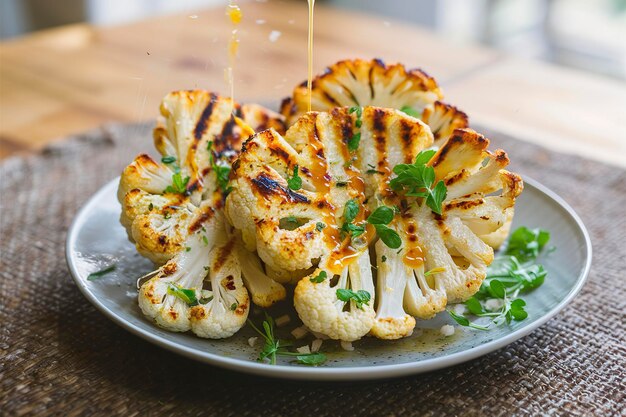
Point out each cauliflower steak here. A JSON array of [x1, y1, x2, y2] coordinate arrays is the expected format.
[[118, 90, 288, 338], [226, 106, 522, 341]]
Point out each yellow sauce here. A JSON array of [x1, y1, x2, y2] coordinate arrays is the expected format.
[[306, 0, 315, 112], [225, 2, 242, 111], [234, 116, 255, 137], [402, 220, 424, 268]]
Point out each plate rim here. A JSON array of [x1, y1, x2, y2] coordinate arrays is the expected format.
[[66, 176, 592, 381]]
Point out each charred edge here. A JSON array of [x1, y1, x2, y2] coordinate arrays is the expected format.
[[373, 108, 387, 133], [280, 97, 296, 117], [445, 199, 484, 210], [223, 275, 236, 291], [268, 145, 292, 164], [444, 170, 466, 186], [158, 235, 167, 245], [251, 174, 310, 203], [214, 117, 237, 154], [187, 179, 201, 194], [189, 208, 214, 233], [431, 135, 463, 167], [135, 153, 157, 165], [406, 223, 417, 234], [213, 239, 236, 272], [399, 118, 415, 162], [256, 111, 271, 132], [495, 150, 509, 164], [333, 108, 354, 147], [368, 64, 376, 100], [163, 263, 177, 276], [193, 93, 217, 140], [322, 90, 340, 107]]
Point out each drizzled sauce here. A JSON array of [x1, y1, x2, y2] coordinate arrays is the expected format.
[[316, 111, 371, 274], [225, 2, 242, 109], [306, 0, 315, 112], [402, 220, 424, 268], [234, 116, 255, 137]]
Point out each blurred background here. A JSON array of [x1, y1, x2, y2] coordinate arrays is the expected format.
[[2, 0, 625, 80]]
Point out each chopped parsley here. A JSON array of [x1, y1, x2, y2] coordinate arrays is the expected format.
[[164, 171, 190, 195], [336, 289, 371, 310], [287, 164, 302, 190], [310, 270, 327, 283], [167, 283, 199, 306], [400, 105, 421, 118], [87, 264, 116, 281], [341, 199, 365, 237], [366, 206, 401, 249], [315, 222, 326, 232], [347, 106, 363, 152], [161, 155, 176, 164], [207, 141, 231, 194]]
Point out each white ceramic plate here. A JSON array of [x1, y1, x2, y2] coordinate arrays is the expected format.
[[66, 177, 591, 380]]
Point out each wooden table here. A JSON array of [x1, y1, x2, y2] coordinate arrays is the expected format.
[[1, 0, 625, 166]]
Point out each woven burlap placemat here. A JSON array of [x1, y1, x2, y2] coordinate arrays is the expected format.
[[1, 122, 624, 416]]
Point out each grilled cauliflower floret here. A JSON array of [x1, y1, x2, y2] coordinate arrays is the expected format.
[[295, 251, 376, 342], [227, 106, 435, 340], [226, 106, 433, 273], [228, 102, 522, 340], [234, 239, 286, 307], [119, 90, 288, 338], [118, 90, 285, 265], [280, 58, 469, 148], [370, 239, 416, 339], [421, 101, 469, 147], [399, 129, 523, 319], [281, 58, 442, 126], [138, 208, 249, 338]]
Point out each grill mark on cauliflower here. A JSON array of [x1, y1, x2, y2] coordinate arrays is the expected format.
[[189, 207, 215, 232], [213, 238, 236, 273], [250, 174, 310, 203], [193, 92, 217, 140], [445, 199, 484, 211]]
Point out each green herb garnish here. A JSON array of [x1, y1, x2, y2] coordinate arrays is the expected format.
[[164, 171, 190, 195], [87, 264, 116, 281], [206, 141, 232, 194], [310, 271, 327, 283], [315, 222, 326, 232], [347, 106, 363, 152], [161, 155, 176, 164], [340, 199, 365, 237], [448, 227, 551, 330], [366, 205, 401, 249], [389, 150, 447, 214], [279, 216, 301, 230], [287, 164, 302, 190], [336, 288, 371, 310], [400, 105, 421, 118], [167, 283, 199, 306], [248, 314, 327, 366]]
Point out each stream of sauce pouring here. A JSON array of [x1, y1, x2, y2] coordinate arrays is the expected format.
[[225, 1, 242, 110], [306, 0, 315, 112]]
